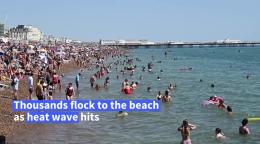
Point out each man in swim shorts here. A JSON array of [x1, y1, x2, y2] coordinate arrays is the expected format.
[[178, 119, 196, 144]]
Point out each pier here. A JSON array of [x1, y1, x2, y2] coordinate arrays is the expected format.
[[101, 40, 260, 48]]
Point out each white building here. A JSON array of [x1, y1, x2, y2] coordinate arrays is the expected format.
[[8, 25, 42, 42]]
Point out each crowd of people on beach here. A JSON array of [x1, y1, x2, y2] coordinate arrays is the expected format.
[[0, 39, 255, 143], [0, 40, 122, 101]]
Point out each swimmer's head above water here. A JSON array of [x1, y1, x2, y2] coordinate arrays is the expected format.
[[116, 111, 128, 118], [227, 106, 232, 112], [211, 84, 215, 88]]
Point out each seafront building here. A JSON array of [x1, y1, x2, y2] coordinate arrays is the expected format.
[[0, 23, 4, 37], [8, 25, 42, 42], [41, 35, 73, 44]]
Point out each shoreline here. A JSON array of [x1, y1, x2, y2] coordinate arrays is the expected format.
[[0, 46, 126, 140], [0, 61, 83, 139]]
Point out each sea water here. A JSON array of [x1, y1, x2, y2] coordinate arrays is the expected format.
[[9, 47, 260, 144]]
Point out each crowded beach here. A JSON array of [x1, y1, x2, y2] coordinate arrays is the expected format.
[[0, 38, 257, 144], [0, 39, 124, 138]]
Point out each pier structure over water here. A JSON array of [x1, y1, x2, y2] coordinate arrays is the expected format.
[[100, 39, 260, 48]]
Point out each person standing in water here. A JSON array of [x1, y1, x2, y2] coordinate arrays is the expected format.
[[65, 83, 75, 100], [104, 77, 110, 87], [156, 91, 162, 100], [239, 119, 250, 135], [27, 73, 34, 100], [215, 128, 225, 139], [116, 111, 128, 118], [122, 79, 128, 90], [178, 119, 196, 144], [48, 82, 54, 100], [162, 90, 172, 103], [75, 73, 81, 90], [90, 75, 96, 88], [226, 106, 232, 114], [35, 80, 44, 100]]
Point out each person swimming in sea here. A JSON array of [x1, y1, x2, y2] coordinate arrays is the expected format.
[[226, 106, 232, 114], [122, 79, 129, 90], [142, 66, 145, 72], [147, 87, 151, 92], [211, 83, 215, 88], [178, 119, 196, 144], [168, 83, 176, 91], [239, 118, 250, 135], [124, 83, 133, 95], [215, 128, 225, 139], [148, 62, 153, 72], [157, 76, 161, 81], [218, 99, 226, 109], [116, 111, 128, 118], [131, 81, 137, 89], [156, 91, 162, 100], [162, 90, 172, 103], [104, 77, 110, 87]]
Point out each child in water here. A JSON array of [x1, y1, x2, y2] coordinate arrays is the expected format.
[[215, 128, 225, 139]]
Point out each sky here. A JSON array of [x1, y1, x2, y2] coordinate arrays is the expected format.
[[0, 0, 259, 42]]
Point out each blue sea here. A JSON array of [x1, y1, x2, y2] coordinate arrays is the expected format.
[[9, 46, 260, 144]]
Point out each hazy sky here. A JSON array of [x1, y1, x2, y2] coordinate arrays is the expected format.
[[0, 0, 259, 41]]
